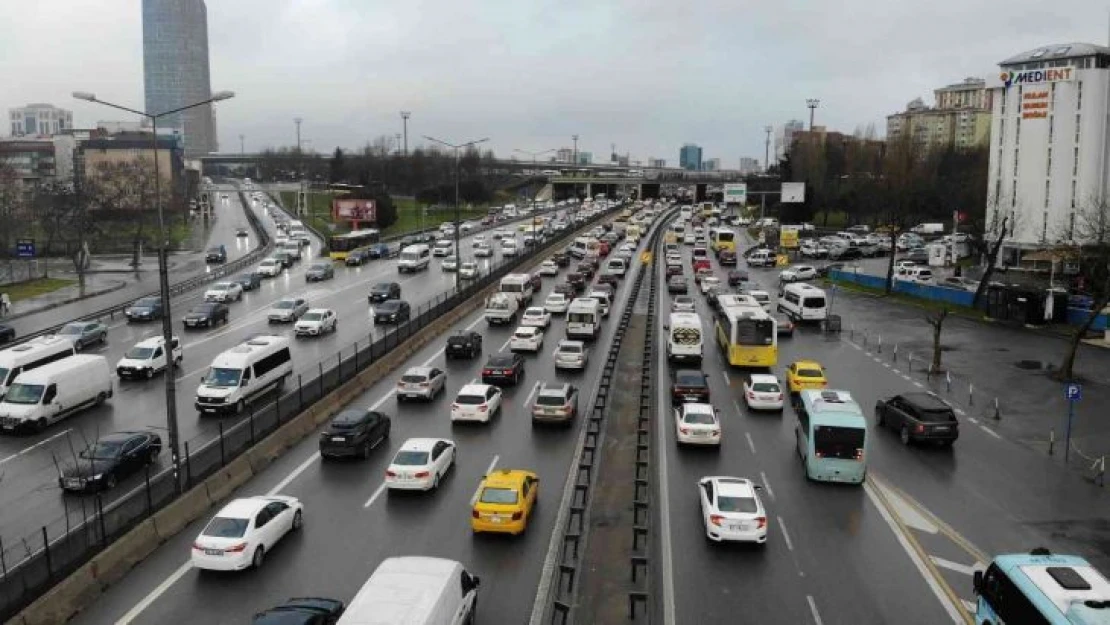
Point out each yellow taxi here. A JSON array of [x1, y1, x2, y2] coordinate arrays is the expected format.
[[786, 360, 828, 394], [470, 469, 538, 535]]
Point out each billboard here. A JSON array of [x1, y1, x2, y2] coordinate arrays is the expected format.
[[723, 183, 747, 204], [332, 199, 376, 224], [781, 182, 805, 203], [780, 226, 800, 249]]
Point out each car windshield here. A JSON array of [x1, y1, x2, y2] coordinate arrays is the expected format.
[[275, 300, 295, 309], [717, 495, 759, 514], [797, 368, 823, 378], [683, 411, 716, 425], [80, 439, 125, 460], [392, 451, 430, 466], [202, 516, 249, 538], [379, 302, 400, 312], [203, 367, 242, 387], [192, 305, 215, 314], [547, 295, 565, 302], [125, 347, 156, 360], [310, 264, 329, 271], [675, 372, 704, 386], [301, 312, 323, 321], [0, 367, 9, 385], [536, 394, 568, 406], [752, 382, 780, 393], [3, 383, 44, 404], [133, 298, 158, 308], [455, 394, 485, 405], [479, 487, 519, 505], [372, 283, 392, 292]]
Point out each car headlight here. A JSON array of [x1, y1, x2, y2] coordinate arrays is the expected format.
[[90, 474, 103, 481]]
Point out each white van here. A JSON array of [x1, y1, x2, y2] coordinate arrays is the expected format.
[[778, 283, 828, 323], [195, 335, 292, 415], [902, 266, 935, 284], [665, 312, 703, 364], [747, 249, 776, 267], [500, 274, 534, 306], [0, 355, 112, 433], [567, 298, 602, 340], [116, 336, 183, 380], [587, 289, 611, 317], [398, 245, 432, 273], [0, 336, 75, 399]]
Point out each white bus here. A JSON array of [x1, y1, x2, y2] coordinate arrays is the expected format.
[[195, 335, 292, 415], [666, 312, 704, 364], [0, 336, 76, 399], [567, 298, 602, 340]]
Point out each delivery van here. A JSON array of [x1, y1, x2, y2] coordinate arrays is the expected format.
[[337, 556, 479, 625], [0, 355, 112, 433]]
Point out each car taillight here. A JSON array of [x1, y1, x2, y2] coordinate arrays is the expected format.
[[777, 393, 784, 400], [472, 510, 480, 519], [452, 403, 460, 410], [192, 542, 205, 551], [855, 448, 865, 460], [225, 542, 247, 553], [483, 369, 493, 376], [386, 470, 397, 477], [414, 471, 430, 478], [711, 429, 720, 437], [747, 391, 756, 400], [709, 514, 724, 527], [756, 517, 767, 529], [478, 404, 488, 412], [511, 511, 523, 521], [915, 424, 925, 433], [680, 427, 689, 434]]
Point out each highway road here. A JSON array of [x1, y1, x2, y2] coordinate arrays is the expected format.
[[0, 185, 588, 551], [65, 210, 652, 625]]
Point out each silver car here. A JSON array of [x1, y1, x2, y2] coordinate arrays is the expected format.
[[671, 296, 696, 313], [268, 297, 309, 323], [554, 340, 588, 371], [396, 366, 446, 401]]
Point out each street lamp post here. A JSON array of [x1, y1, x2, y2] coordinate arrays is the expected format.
[[422, 135, 489, 292], [72, 89, 235, 494], [514, 148, 555, 252], [806, 99, 820, 130]]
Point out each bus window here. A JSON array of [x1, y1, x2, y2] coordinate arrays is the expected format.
[[735, 318, 774, 346], [814, 426, 865, 460]]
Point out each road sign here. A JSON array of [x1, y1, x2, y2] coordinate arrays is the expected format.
[[1065, 383, 1082, 402], [640, 251, 653, 265], [723, 184, 747, 205], [16, 239, 35, 259]]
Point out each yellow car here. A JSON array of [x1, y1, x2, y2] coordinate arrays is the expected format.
[[471, 469, 539, 535], [786, 360, 828, 394]]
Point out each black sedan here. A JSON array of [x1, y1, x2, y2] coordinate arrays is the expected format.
[[234, 272, 262, 291], [667, 275, 688, 294], [553, 251, 571, 267], [59, 431, 162, 493], [373, 300, 411, 324], [566, 272, 586, 294], [253, 598, 345, 625], [552, 283, 575, 297], [345, 248, 371, 266], [368, 282, 402, 304], [125, 296, 163, 322], [481, 352, 525, 386], [305, 262, 335, 282], [671, 369, 710, 404], [319, 409, 391, 459], [718, 250, 737, 266], [0, 324, 14, 345], [577, 262, 595, 279], [727, 270, 749, 286], [446, 331, 483, 359], [182, 302, 229, 328]]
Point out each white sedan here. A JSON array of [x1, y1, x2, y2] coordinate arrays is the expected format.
[[540, 260, 560, 276], [742, 374, 784, 411], [204, 281, 243, 303], [674, 403, 721, 446], [521, 307, 551, 328], [191, 496, 303, 571], [509, 326, 544, 352], [474, 243, 494, 258], [545, 293, 570, 314], [780, 265, 817, 282], [699, 276, 721, 295], [472, 234, 486, 247], [698, 476, 768, 544], [385, 438, 456, 491], [294, 308, 338, 337], [460, 261, 479, 280]]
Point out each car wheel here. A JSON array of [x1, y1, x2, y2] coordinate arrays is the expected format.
[[900, 425, 912, 446], [145, 368, 154, 380], [433, 473, 440, 490], [876, 408, 886, 426], [99, 333, 107, 345], [147, 447, 159, 464], [235, 399, 245, 414], [292, 510, 303, 531], [104, 473, 117, 490], [74, 340, 83, 352], [251, 546, 265, 569]]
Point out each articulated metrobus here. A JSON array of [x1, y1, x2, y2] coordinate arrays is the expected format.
[[328, 229, 380, 260], [795, 389, 868, 484], [713, 294, 778, 367], [710, 228, 737, 253]]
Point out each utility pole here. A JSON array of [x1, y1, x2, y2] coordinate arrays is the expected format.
[[239, 133, 245, 155], [572, 134, 579, 165], [294, 117, 306, 216], [806, 99, 820, 130], [395, 133, 402, 155], [400, 111, 411, 155], [423, 134, 490, 292], [764, 126, 772, 173]]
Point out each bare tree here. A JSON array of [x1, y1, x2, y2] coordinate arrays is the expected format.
[[925, 307, 950, 372], [84, 158, 168, 266], [971, 196, 1012, 309], [1057, 198, 1110, 381]]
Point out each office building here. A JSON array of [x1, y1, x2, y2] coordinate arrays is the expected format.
[[703, 158, 721, 171], [142, 0, 217, 156], [986, 42, 1110, 260], [738, 157, 760, 174], [886, 77, 993, 153], [577, 151, 592, 165], [556, 148, 574, 163], [648, 158, 666, 168], [774, 120, 805, 162], [8, 104, 73, 137], [679, 144, 702, 171]]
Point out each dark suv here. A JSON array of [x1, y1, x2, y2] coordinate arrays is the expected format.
[[671, 369, 710, 404], [319, 409, 391, 459], [446, 331, 483, 359], [368, 282, 402, 304], [874, 392, 959, 446], [373, 300, 411, 324]]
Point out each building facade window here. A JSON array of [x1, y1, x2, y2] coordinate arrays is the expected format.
[[1073, 147, 1079, 176], [1048, 116, 1054, 143], [1047, 147, 1052, 175]]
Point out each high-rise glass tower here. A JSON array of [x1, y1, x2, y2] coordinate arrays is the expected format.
[[142, 0, 217, 156]]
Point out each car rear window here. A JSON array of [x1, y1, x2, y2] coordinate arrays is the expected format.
[[479, 487, 518, 505], [918, 409, 955, 423], [536, 394, 567, 406], [401, 374, 427, 383], [558, 344, 582, 354], [683, 411, 716, 425], [455, 394, 485, 405], [717, 495, 759, 514], [675, 371, 704, 386], [797, 368, 823, 378], [752, 382, 780, 393], [392, 451, 430, 466], [203, 517, 248, 538], [488, 356, 513, 367]]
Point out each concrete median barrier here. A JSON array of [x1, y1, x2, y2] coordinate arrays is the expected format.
[[151, 485, 211, 541], [15, 561, 100, 625], [204, 456, 254, 504]]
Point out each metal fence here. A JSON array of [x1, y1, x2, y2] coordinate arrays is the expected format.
[[0, 204, 621, 622]]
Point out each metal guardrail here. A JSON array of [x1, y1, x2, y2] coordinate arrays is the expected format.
[[5, 189, 274, 348], [0, 203, 627, 622]]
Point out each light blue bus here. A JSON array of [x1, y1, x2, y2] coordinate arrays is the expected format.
[[974, 549, 1110, 624], [794, 389, 867, 484]]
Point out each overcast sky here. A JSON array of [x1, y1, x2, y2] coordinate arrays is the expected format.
[[2, 0, 1107, 167]]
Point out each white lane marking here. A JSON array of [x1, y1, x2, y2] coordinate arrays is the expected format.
[[961, 599, 977, 613], [953, 407, 966, 416], [968, 417, 979, 424], [362, 481, 388, 508], [900, 374, 913, 382], [912, 381, 925, 388], [759, 471, 775, 501], [929, 556, 982, 577], [0, 428, 72, 465], [745, 432, 757, 454], [471, 455, 500, 506], [872, 356, 881, 362], [850, 342, 862, 350], [722, 371, 730, 385], [733, 399, 743, 415], [883, 362, 891, 368], [980, 425, 1002, 440], [115, 562, 193, 625], [523, 381, 541, 408], [777, 515, 794, 551], [499, 337, 511, 352], [863, 479, 966, 624], [268, 451, 322, 496], [807, 595, 824, 625]]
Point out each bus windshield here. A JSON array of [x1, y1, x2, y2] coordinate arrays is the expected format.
[[814, 425, 865, 460], [735, 319, 774, 346]]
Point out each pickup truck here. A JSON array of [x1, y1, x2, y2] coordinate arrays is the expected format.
[[446, 331, 483, 359], [485, 292, 519, 325]]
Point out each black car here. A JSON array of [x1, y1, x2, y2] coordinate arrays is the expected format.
[[566, 272, 586, 294], [446, 331, 483, 359], [830, 247, 864, 261], [671, 369, 710, 404], [205, 245, 227, 263], [182, 302, 229, 328], [273, 251, 295, 268], [374, 300, 411, 324], [875, 392, 959, 446], [718, 250, 737, 266], [319, 409, 391, 459], [236, 228, 250, 238], [125, 296, 163, 322], [234, 272, 262, 291], [59, 431, 162, 492], [727, 270, 749, 286], [305, 262, 335, 282], [0, 324, 14, 345], [553, 251, 571, 267], [345, 248, 371, 266], [577, 262, 595, 279], [481, 352, 525, 386], [816, 263, 844, 278], [400, 235, 417, 247], [253, 597, 346, 625], [368, 282, 402, 304]]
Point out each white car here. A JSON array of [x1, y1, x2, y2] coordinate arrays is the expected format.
[[671, 296, 696, 313], [698, 476, 767, 544], [204, 281, 243, 303], [509, 326, 544, 352], [257, 258, 283, 277], [441, 256, 459, 272], [268, 297, 309, 323], [780, 265, 817, 282], [432, 240, 455, 257], [743, 374, 784, 411], [294, 308, 337, 337], [472, 234, 486, 247], [450, 384, 502, 423], [190, 496, 304, 571], [460, 262, 479, 280], [116, 335, 183, 379], [540, 260, 559, 276], [521, 307, 551, 329], [674, 403, 721, 446], [501, 240, 520, 257], [385, 438, 456, 491], [396, 366, 447, 401], [544, 292, 570, 314], [699, 276, 721, 295]]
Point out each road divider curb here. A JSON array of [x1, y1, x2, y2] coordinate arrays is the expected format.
[[151, 486, 212, 540], [204, 456, 254, 503]]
